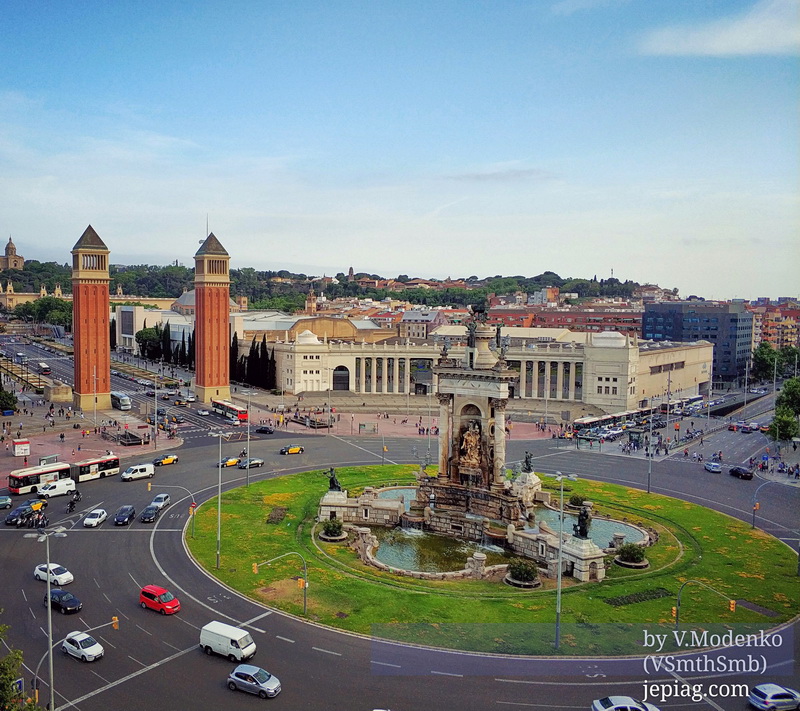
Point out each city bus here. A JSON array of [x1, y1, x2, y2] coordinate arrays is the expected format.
[[72, 454, 121, 482], [110, 391, 132, 410], [210, 399, 248, 422], [7, 462, 72, 495], [37, 362, 51, 375], [7, 455, 122, 494]]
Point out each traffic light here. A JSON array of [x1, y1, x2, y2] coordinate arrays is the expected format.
[[112, 616, 119, 630], [297, 577, 305, 589], [729, 599, 736, 612], [753, 502, 760, 511], [671, 606, 677, 618], [147, 481, 152, 491], [252, 562, 259, 574]]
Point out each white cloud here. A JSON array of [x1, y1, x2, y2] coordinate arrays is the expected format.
[[640, 0, 800, 56]]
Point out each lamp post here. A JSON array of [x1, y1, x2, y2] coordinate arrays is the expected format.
[[24, 526, 67, 711], [751, 479, 781, 529], [545, 471, 577, 650], [210, 430, 232, 568], [241, 389, 253, 486], [253, 552, 308, 615]]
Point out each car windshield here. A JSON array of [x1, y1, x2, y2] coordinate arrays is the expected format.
[[79, 636, 97, 649], [158, 591, 175, 602], [252, 668, 271, 683], [58, 592, 75, 602], [240, 633, 254, 648], [53, 566, 67, 575]]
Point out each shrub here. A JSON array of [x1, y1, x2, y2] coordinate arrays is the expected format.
[[569, 493, 585, 507], [507, 558, 539, 583], [617, 542, 646, 563], [321, 517, 344, 537]]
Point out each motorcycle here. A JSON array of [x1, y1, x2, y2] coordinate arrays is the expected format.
[[72, 491, 82, 502], [67, 500, 76, 514]]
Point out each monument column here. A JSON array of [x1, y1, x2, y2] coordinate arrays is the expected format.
[[568, 361, 576, 400], [437, 393, 451, 478], [556, 361, 564, 400], [491, 398, 508, 488], [71, 225, 111, 412], [193, 233, 231, 404]]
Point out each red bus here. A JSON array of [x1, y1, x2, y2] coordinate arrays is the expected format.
[[211, 399, 248, 422]]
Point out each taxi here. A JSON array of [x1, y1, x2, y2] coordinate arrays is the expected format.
[[173, 399, 187, 407], [153, 453, 179, 466], [218, 456, 240, 468], [279, 444, 305, 455]]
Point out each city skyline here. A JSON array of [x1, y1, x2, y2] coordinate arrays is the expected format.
[[1, 0, 797, 300]]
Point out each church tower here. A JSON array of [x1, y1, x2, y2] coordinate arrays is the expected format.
[[71, 225, 111, 411], [305, 286, 317, 315], [193, 233, 231, 403]]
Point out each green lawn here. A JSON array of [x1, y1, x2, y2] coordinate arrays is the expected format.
[[185, 465, 800, 655]]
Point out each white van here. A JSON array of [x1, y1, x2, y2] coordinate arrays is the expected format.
[[37, 478, 76, 498], [120, 463, 155, 481], [200, 621, 257, 662]]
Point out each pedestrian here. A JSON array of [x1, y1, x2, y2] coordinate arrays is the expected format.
[[71, 448, 75, 456]]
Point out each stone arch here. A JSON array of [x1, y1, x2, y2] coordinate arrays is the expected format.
[[332, 365, 350, 391]]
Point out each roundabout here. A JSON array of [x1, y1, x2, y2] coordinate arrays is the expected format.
[[186, 464, 800, 657]]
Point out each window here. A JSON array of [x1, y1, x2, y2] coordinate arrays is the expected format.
[[597, 386, 602, 394], [604, 386, 610, 394], [612, 387, 618, 395]]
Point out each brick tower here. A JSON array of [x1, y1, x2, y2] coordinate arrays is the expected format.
[[71, 225, 111, 411], [193, 232, 231, 403]]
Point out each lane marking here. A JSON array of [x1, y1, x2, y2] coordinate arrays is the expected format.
[[431, 670, 464, 677], [312, 646, 342, 656], [276, 635, 295, 643], [371, 661, 401, 668]]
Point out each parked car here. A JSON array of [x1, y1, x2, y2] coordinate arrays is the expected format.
[[218, 456, 240, 468], [153, 453, 179, 466], [83, 509, 108, 527], [114, 505, 136, 525], [139, 505, 161, 523], [45, 589, 82, 614], [62, 631, 104, 662], [280, 445, 304, 455], [728, 466, 753, 480], [591, 697, 659, 711], [227, 664, 282, 699], [255, 426, 274, 435], [34, 563, 74, 585], [704, 461, 722, 473], [747, 684, 800, 711], [151, 493, 171, 510], [238, 458, 265, 469], [139, 584, 181, 614]]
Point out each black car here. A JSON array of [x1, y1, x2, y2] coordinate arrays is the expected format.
[[729, 466, 754, 480], [256, 426, 274, 435], [156, 408, 167, 416], [114, 505, 136, 525], [44, 589, 82, 614], [140, 505, 160, 523], [5, 505, 34, 526]]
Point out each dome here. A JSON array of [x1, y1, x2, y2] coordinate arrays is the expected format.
[[296, 329, 321, 344]]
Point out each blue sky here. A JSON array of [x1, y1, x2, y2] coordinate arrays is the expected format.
[[1, 0, 797, 299]]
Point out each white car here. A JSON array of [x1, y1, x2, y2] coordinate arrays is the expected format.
[[748, 684, 800, 710], [83, 509, 108, 527], [186, 394, 197, 402], [197, 409, 210, 416], [34, 563, 74, 585], [62, 631, 104, 662], [592, 697, 659, 711], [151, 493, 171, 510]]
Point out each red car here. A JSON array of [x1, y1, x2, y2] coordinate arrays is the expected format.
[[139, 585, 181, 615]]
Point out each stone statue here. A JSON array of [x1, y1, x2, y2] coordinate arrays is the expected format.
[[326, 467, 342, 492], [573, 505, 592, 539], [523, 451, 533, 473], [466, 320, 477, 349], [459, 421, 481, 467]]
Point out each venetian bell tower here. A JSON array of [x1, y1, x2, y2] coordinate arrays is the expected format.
[[193, 232, 231, 403], [71, 225, 111, 411]]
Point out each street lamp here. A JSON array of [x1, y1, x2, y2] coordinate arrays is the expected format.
[[24, 526, 67, 711], [210, 430, 232, 569], [253, 552, 308, 615], [545, 471, 577, 650], [751, 480, 781, 529], [240, 389, 253, 486]]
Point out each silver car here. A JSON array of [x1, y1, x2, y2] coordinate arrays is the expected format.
[[227, 664, 281, 699], [747, 684, 800, 710]]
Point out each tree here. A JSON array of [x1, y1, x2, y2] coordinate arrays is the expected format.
[[230, 332, 240, 383], [776, 377, 800, 418], [507, 558, 539, 583], [135, 327, 162, 360], [617, 543, 646, 563], [767, 406, 800, 443], [0, 614, 41, 709], [109, 317, 117, 351], [751, 342, 778, 382], [0, 391, 17, 412]]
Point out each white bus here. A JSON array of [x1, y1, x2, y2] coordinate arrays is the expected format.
[[37, 362, 52, 375], [110, 392, 132, 410]]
